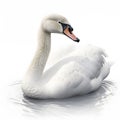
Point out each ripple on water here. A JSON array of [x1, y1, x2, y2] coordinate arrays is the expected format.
[[9, 80, 115, 118]]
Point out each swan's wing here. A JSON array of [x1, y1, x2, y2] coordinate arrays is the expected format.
[[43, 45, 110, 98], [44, 59, 86, 98], [76, 45, 110, 91]]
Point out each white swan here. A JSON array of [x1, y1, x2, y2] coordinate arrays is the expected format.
[[22, 14, 110, 99]]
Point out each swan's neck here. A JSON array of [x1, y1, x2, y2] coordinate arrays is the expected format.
[[26, 28, 51, 80]]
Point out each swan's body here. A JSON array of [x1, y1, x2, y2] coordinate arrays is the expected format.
[[22, 14, 110, 99]]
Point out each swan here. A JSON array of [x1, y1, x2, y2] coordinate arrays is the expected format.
[[22, 14, 110, 99]]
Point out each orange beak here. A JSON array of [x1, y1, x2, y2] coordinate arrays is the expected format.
[[63, 26, 80, 42]]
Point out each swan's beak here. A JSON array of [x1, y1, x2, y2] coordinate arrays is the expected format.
[[63, 27, 80, 42]]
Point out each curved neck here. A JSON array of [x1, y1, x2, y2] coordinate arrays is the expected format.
[[26, 27, 51, 80]]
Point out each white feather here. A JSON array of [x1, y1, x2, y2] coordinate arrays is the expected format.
[[22, 15, 111, 99]]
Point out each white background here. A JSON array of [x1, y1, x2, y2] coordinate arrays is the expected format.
[[0, 0, 120, 120]]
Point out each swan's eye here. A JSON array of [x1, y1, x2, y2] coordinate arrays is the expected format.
[[59, 22, 67, 31]]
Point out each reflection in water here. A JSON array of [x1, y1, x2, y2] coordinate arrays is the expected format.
[[9, 80, 115, 118]]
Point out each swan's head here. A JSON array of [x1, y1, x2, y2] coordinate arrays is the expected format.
[[42, 14, 80, 42]]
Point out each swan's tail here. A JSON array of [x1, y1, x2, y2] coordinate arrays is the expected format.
[[90, 59, 111, 91]]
